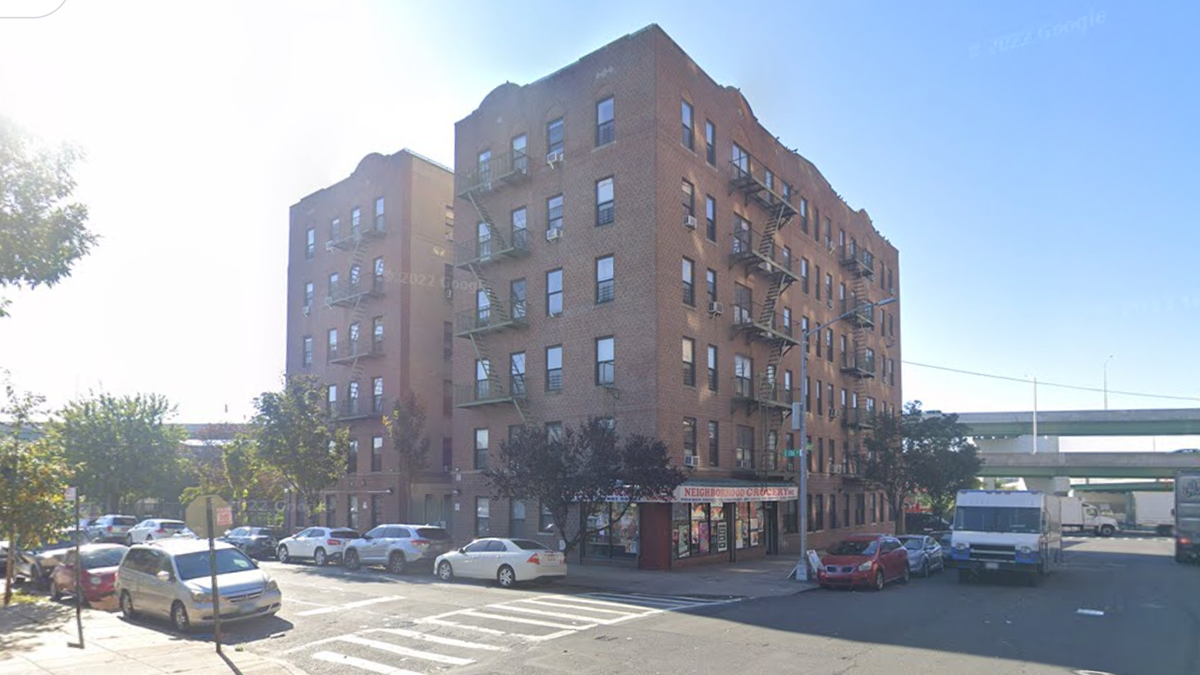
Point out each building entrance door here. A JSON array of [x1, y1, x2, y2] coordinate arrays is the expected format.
[[764, 503, 779, 554]]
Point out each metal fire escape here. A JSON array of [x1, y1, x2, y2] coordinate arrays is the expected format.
[[839, 239, 876, 432], [727, 153, 799, 475], [453, 150, 535, 425], [326, 210, 389, 420]]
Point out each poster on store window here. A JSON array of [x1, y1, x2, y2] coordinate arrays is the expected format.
[[716, 521, 728, 552], [676, 523, 690, 557]]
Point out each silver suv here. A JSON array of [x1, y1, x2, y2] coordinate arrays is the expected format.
[[343, 524, 452, 574], [86, 515, 138, 543]]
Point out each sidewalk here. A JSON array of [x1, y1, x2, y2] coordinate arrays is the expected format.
[[558, 555, 820, 598], [0, 600, 307, 675]]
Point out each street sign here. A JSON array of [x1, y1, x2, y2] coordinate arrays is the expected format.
[[64, 486, 77, 501], [215, 506, 233, 527], [783, 449, 802, 458]]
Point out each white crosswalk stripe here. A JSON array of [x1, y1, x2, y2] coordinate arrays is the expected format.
[[295, 591, 745, 675]]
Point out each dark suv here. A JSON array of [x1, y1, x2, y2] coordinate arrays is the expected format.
[[905, 512, 951, 534]]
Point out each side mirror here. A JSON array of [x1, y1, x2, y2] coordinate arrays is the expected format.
[[363, 534, 373, 541], [223, 530, 232, 537], [155, 570, 173, 583], [458, 547, 467, 554]]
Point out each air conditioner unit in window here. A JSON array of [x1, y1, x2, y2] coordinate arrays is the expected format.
[[683, 455, 699, 467], [708, 301, 723, 317], [827, 240, 837, 253], [683, 215, 698, 230], [545, 228, 562, 242], [736, 459, 753, 470], [546, 150, 564, 167], [827, 298, 834, 309], [302, 305, 311, 316], [832, 464, 844, 474]]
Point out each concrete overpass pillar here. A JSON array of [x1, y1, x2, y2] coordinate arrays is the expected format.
[[1022, 476, 1070, 495]]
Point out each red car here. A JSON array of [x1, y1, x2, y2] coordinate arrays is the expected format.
[[49, 544, 126, 604], [817, 535, 910, 591]]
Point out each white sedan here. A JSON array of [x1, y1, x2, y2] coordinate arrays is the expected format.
[[126, 519, 197, 544], [435, 538, 567, 588], [275, 527, 360, 566]]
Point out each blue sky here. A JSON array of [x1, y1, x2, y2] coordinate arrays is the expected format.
[[0, 1, 1196, 448]]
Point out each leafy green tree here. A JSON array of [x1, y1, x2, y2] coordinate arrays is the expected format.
[[485, 419, 685, 556], [253, 376, 348, 526], [0, 116, 97, 317], [386, 392, 430, 520], [47, 392, 185, 513], [1, 379, 70, 606], [860, 408, 914, 534]]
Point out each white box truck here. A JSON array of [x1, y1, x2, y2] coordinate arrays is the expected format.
[[947, 490, 1063, 585], [1061, 496, 1119, 536], [1174, 472, 1200, 563], [1130, 491, 1174, 536]]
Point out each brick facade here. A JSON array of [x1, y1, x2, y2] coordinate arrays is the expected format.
[[285, 150, 455, 533], [450, 25, 901, 568]]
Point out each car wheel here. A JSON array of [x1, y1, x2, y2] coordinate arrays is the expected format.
[[921, 560, 930, 578], [1099, 525, 1115, 537], [872, 570, 885, 591], [314, 548, 327, 567], [900, 565, 910, 585], [120, 591, 137, 619], [497, 564, 516, 588], [50, 582, 63, 602], [30, 564, 43, 588], [126, 535, 134, 546], [277, 546, 290, 564], [388, 552, 407, 575], [344, 549, 361, 571], [170, 602, 191, 634], [437, 561, 454, 581]]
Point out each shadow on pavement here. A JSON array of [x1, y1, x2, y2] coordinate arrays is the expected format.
[[117, 611, 295, 646], [0, 601, 73, 656]]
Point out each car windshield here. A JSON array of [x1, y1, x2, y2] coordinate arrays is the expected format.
[[954, 507, 1042, 533], [81, 548, 126, 569], [416, 528, 449, 540], [159, 522, 187, 530], [250, 529, 281, 538], [112, 517, 137, 526], [174, 548, 257, 581], [828, 540, 878, 556], [511, 539, 549, 551], [902, 539, 925, 551], [330, 530, 359, 539]]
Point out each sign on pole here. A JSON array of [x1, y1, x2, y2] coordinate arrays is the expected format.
[[64, 486, 76, 501], [215, 507, 233, 528]]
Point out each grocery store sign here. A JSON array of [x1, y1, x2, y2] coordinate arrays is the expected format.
[[674, 485, 798, 503]]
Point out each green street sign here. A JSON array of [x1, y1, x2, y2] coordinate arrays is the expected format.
[[783, 449, 803, 458]]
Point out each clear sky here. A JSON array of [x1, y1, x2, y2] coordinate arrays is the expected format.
[[1, 1, 1197, 450]]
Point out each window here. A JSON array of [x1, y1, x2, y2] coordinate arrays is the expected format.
[[474, 428, 488, 470], [682, 179, 695, 222], [705, 195, 716, 241], [829, 494, 838, 529], [825, 273, 833, 303], [733, 215, 750, 253], [812, 206, 820, 241], [443, 380, 452, 416], [732, 142, 749, 173], [510, 500, 527, 537], [443, 321, 452, 362], [371, 435, 383, 472], [682, 337, 695, 386], [595, 255, 614, 303], [736, 425, 754, 468], [826, 328, 834, 363], [304, 282, 314, 311], [512, 134, 528, 173], [734, 283, 752, 325], [511, 207, 528, 249], [546, 345, 563, 392], [595, 336, 615, 386], [510, 352, 526, 396], [537, 503, 554, 532], [476, 221, 492, 258], [827, 383, 835, 416], [326, 384, 337, 415], [734, 353, 752, 398], [707, 421, 719, 466], [305, 227, 315, 259], [374, 197, 385, 231], [546, 118, 564, 157], [373, 316, 383, 352], [595, 177, 615, 225], [547, 194, 563, 234], [681, 99, 694, 149], [596, 97, 614, 146], [682, 257, 695, 306], [784, 498, 798, 534], [707, 345, 718, 391], [800, 258, 809, 294], [825, 217, 833, 251], [351, 207, 361, 234], [784, 370, 793, 404], [816, 379, 824, 416], [327, 328, 338, 360], [782, 307, 792, 337], [348, 322, 360, 356], [349, 263, 361, 290], [546, 268, 563, 316], [475, 497, 490, 537], [782, 246, 792, 273], [330, 218, 341, 242], [799, 198, 809, 233], [302, 336, 313, 368], [683, 417, 697, 458], [477, 149, 492, 186], [348, 381, 360, 414], [705, 119, 716, 165], [373, 376, 384, 413], [706, 269, 717, 305], [546, 421, 564, 443], [815, 264, 822, 300], [474, 358, 490, 400], [328, 272, 339, 300], [510, 278, 526, 319]]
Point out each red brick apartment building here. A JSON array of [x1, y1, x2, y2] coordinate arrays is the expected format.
[[286, 150, 457, 533], [450, 25, 901, 570]]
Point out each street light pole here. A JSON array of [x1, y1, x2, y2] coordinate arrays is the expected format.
[[1103, 355, 1114, 410], [793, 297, 895, 582]]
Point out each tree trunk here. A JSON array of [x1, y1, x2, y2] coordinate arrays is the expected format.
[[3, 526, 16, 607]]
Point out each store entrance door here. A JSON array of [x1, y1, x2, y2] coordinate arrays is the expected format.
[[764, 503, 779, 555]]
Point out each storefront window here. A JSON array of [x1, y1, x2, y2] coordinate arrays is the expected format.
[[711, 505, 728, 553], [690, 504, 710, 556], [587, 502, 640, 560]]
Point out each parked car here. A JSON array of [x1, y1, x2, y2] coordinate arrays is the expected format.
[[936, 530, 953, 554], [126, 519, 196, 544], [434, 538, 567, 588], [905, 512, 952, 534], [29, 529, 94, 585], [275, 527, 360, 566], [899, 535, 944, 577], [817, 535, 910, 591], [116, 538, 281, 633], [49, 543, 127, 604], [0, 540, 38, 582], [220, 527, 284, 560], [344, 524, 453, 574], [86, 515, 139, 543]]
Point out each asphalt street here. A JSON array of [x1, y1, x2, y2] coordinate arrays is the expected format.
[[200, 535, 1197, 675]]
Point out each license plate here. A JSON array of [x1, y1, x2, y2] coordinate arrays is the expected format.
[[985, 562, 999, 571]]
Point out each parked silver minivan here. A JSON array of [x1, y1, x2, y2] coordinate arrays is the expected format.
[[116, 538, 281, 633]]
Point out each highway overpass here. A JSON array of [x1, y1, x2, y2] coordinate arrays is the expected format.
[[979, 451, 1200, 479], [956, 408, 1200, 437]]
